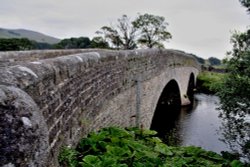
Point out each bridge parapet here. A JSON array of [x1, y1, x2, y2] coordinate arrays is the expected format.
[[0, 49, 200, 166]]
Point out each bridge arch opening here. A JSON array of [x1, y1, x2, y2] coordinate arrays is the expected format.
[[187, 73, 195, 103], [150, 79, 181, 140]]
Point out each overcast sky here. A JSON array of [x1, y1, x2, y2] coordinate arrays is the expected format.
[[0, 0, 249, 59]]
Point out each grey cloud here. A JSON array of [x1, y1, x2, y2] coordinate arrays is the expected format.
[[0, 0, 249, 59]]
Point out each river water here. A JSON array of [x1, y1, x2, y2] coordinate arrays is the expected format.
[[158, 93, 230, 154]]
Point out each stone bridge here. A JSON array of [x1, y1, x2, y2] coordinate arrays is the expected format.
[[0, 49, 200, 167]]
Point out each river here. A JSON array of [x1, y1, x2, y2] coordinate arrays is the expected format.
[[155, 93, 230, 154]]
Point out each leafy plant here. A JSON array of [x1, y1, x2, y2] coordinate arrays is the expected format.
[[59, 127, 242, 167]]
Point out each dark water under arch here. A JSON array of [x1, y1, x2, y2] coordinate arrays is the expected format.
[[151, 93, 229, 154], [150, 79, 181, 137]]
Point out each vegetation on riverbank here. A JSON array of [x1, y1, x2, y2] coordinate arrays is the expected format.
[[196, 71, 225, 94], [214, 0, 250, 161], [59, 127, 243, 167]]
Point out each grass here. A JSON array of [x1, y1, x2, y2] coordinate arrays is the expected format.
[[196, 71, 226, 94]]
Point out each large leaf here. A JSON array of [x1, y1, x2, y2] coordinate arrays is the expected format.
[[154, 143, 173, 156], [82, 155, 101, 167]]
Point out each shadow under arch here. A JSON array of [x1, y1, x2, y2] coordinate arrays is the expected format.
[[187, 73, 195, 105], [150, 79, 181, 141]]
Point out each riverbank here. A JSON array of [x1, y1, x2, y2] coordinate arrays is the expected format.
[[196, 71, 225, 94]]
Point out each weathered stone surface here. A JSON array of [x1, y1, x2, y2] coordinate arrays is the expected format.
[[0, 85, 49, 167], [0, 49, 103, 68], [0, 49, 200, 166]]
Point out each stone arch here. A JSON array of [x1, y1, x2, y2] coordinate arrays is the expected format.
[[150, 79, 181, 135]]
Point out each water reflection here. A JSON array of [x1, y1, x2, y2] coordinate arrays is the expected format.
[[153, 93, 230, 154]]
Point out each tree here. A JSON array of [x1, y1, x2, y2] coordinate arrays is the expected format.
[[33, 42, 52, 49], [239, 0, 250, 13], [208, 57, 221, 66], [117, 15, 137, 49], [96, 26, 123, 49], [96, 15, 137, 50], [90, 36, 109, 49], [217, 0, 250, 161], [132, 13, 172, 48], [54, 37, 91, 49], [96, 13, 172, 50], [0, 38, 35, 51]]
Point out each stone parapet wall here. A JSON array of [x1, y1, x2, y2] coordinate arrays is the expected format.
[[0, 49, 199, 167], [0, 49, 105, 68]]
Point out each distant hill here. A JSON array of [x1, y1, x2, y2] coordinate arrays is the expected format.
[[0, 28, 60, 44]]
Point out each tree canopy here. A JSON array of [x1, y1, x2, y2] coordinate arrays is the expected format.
[[96, 13, 172, 49], [240, 0, 250, 13], [96, 15, 137, 50], [90, 36, 109, 49], [217, 0, 250, 161], [208, 57, 221, 66], [54, 37, 91, 49], [0, 38, 35, 51], [132, 13, 172, 48]]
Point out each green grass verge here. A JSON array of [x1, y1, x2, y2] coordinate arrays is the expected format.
[[197, 72, 226, 94]]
